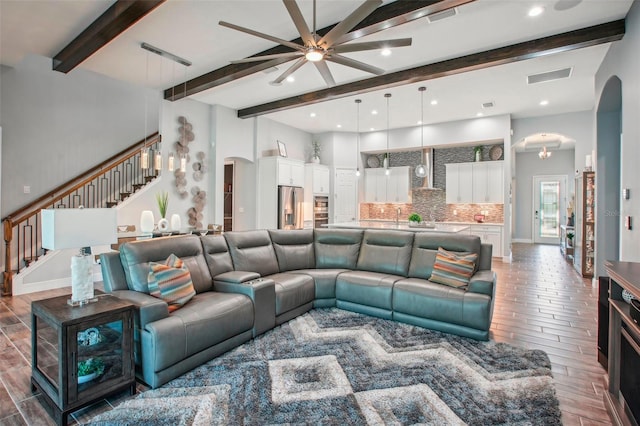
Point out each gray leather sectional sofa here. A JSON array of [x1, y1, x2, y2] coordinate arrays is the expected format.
[[101, 228, 496, 388]]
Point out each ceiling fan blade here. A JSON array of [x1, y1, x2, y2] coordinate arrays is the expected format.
[[333, 38, 412, 54], [230, 52, 303, 64], [271, 57, 307, 85], [313, 61, 336, 87], [326, 53, 384, 75], [219, 21, 304, 51], [283, 0, 315, 46], [317, 0, 382, 48]]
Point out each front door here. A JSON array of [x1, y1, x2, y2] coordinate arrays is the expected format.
[[533, 175, 567, 244]]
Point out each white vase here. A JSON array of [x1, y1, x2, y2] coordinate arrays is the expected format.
[[383, 157, 388, 168], [140, 210, 155, 234], [312, 156, 320, 164], [170, 214, 182, 232], [157, 218, 169, 232]]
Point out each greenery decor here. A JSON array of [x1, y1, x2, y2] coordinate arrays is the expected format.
[[156, 191, 169, 219], [78, 357, 104, 377], [567, 232, 574, 241], [311, 140, 321, 159], [408, 213, 422, 223]]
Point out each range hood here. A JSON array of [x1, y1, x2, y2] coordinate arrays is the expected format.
[[415, 148, 441, 191]]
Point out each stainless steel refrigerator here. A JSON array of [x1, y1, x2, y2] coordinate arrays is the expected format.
[[278, 186, 304, 229]]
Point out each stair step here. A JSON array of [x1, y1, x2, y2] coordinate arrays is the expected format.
[[120, 192, 131, 201], [132, 184, 144, 192], [106, 201, 118, 208], [144, 176, 156, 183]]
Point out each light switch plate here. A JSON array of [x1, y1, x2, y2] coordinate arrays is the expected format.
[[623, 188, 630, 200]]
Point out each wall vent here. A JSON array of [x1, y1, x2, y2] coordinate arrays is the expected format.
[[482, 101, 495, 109], [527, 67, 572, 84], [427, 8, 457, 23]]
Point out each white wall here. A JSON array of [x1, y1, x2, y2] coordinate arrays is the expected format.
[[595, 0, 640, 264], [0, 55, 160, 217], [513, 150, 575, 241], [256, 116, 312, 162]]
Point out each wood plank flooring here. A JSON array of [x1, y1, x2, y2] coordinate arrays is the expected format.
[[0, 243, 611, 425]]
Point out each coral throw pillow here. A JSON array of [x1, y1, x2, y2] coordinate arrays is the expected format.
[[429, 247, 478, 288], [148, 254, 195, 312]]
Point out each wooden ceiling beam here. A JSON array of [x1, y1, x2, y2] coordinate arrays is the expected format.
[[163, 0, 474, 101], [53, 0, 165, 73], [237, 19, 625, 118]]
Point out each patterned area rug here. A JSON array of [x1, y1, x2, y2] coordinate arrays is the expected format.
[[90, 308, 562, 425]]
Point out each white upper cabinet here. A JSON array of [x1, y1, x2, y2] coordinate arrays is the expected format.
[[307, 164, 330, 194], [447, 161, 503, 204], [276, 158, 305, 187], [364, 166, 411, 203], [446, 163, 473, 203]]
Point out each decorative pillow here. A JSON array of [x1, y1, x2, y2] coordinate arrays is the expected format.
[[429, 247, 478, 288], [148, 254, 195, 312]]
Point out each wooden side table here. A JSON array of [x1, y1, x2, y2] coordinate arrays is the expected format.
[[31, 293, 135, 426]]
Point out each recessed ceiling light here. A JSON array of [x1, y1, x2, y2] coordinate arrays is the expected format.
[[370, 127, 375, 131], [336, 124, 342, 128], [371, 110, 378, 115], [286, 76, 295, 83], [528, 6, 544, 17], [539, 100, 549, 106], [310, 112, 316, 117], [430, 100, 438, 105], [476, 112, 484, 117], [417, 120, 423, 125], [381, 48, 391, 56]]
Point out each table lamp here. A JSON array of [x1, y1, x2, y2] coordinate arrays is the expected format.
[[41, 208, 117, 306]]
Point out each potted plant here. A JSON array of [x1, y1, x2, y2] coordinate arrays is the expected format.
[[311, 141, 321, 163], [156, 191, 169, 231], [77, 357, 104, 384], [473, 146, 483, 162], [566, 231, 574, 247], [408, 213, 422, 226]]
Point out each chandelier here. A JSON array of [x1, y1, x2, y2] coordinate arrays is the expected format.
[[538, 146, 552, 159]]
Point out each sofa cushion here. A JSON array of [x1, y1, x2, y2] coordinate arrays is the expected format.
[[266, 272, 315, 316], [224, 230, 280, 277], [408, 233, 482, 279], [119, 235, 213, 294], [314, 229, 363, 269], [356, 230, 414, 277], [147, 254, 196, 312], [143, 291, 254, 372], [393, 278, 492, 332], [201, 235, 234, 277], [269, 229, 315, 271], [291, 269, 348, 300], [429, 247, 478, 288], [335, 270, 400, 311]]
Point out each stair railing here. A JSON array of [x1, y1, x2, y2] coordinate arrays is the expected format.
[[2, 132, 161, 296]]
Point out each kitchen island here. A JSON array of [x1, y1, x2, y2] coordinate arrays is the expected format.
[[326, 221, 469, 233]]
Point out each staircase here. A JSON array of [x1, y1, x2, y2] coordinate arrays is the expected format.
[[2, 133, 161, 296]]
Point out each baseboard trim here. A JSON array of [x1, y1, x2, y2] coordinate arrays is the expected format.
[[512, 238, 533, 244]]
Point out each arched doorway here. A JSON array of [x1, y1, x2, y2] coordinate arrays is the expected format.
[[595, 76, 622, 278]]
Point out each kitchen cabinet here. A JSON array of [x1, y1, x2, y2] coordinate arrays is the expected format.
[[445, 163, 473, 203], [446, 161, 503, 204], [257, 157, 306, 229], [469, 224, 502, 257], [472, 161, 504, 203], [364, 166, 411, 203], [306, 164, 330, 195]]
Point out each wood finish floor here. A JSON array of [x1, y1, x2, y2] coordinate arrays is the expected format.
[[0, 243, 611, 425]]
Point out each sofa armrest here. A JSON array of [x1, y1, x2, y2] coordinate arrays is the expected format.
[[110, 289, 170, 329], [214, 270, 260, 284], [468, 270, 496, 297], [214, 278, 276, 337]]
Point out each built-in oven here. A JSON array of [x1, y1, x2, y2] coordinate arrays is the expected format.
[[313, 196, 329, 229]]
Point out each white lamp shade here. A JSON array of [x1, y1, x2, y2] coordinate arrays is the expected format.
[[41, 208, 117, 250], [140, 210, 155, 234]]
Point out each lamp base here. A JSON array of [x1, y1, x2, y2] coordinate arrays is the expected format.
[[67, 296, 99, 307]]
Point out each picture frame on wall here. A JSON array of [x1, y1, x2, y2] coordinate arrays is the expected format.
[[277, 140, 287, 157]]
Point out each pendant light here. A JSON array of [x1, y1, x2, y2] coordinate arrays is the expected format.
[[355, 99, 362, 177], [415, 87, 428, 178], [141, 49, 150, 170], [384, 93, 391, 176]]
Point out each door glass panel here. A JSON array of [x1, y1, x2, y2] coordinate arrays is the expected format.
[[539, 181, 560, 238], [35, 318, 59, 389], [77, 319, 124, 397]]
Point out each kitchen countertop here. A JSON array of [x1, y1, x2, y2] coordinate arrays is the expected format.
[[326, 221, 469, 233]]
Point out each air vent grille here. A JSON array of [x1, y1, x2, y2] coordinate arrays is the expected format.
[[427, 8, 457, 23], [527, 68, 572, 84], [482, 101, 494, 109]]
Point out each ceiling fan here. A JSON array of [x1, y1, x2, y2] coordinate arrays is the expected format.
[[219, 0, 412, 87]]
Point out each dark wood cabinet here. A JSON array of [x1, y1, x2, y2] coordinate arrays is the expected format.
[[31, 293, 135, 425]]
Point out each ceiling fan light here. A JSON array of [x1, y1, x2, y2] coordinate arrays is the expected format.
[[305, 49, 324, 62]]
